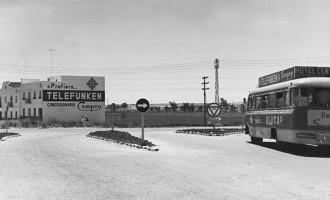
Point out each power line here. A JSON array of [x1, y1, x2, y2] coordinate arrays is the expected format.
[[1, 56, 329, 75]]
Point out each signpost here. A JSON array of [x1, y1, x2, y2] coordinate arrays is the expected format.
[[136, 98, 150, 143], [207, 103, 222, 130]]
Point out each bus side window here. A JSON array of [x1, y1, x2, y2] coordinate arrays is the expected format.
[[268, 93, 276, 109], [301, 88, 313, 106], [284, 91, 290, 108], [249, 97, 254, 110], [315, 89, 330, 107], [276, 92, 284, 108], [256, 96, 261, 109], [291, 88, 300, 107], [261, 95, 268, 109]]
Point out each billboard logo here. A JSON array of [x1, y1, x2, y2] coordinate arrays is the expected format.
[[78, 102, 101, 112], [86, 77, 98, 90]]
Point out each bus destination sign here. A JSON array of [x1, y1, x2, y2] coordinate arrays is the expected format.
[[258, 66, 330, 88]]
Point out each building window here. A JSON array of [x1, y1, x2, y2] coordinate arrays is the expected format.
[[10, 111, 12, 119], [34, 108, 36, 117], [15, 96, 17, 103], [15, 111, 18, 119], [23, 92, 25, 100], [28, 108, 31, 118], [23, 108, 25, 117], [38, 108, 43, 119], [33, 91, 36, 99], [0, 111, 2, 120], [39, 91, 42, 99], [5, 96, 7, 103]]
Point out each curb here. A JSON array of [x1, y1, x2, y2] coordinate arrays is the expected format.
[[1, 134, 21, 141], [86, 135, 159, 152], [175, 130, 244, 137]]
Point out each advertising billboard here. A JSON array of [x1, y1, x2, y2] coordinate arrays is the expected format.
[[258, 66, 330, 88], [42, 76, 105, 123]]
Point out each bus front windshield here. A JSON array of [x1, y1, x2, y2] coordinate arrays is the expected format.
[[291, 88, 330, 107]]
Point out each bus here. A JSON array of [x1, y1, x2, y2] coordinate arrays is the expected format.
[[245, 66, 330, 149]]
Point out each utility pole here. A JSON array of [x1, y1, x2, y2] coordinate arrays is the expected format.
[[48, 49, 55, 76], [202, 76, 209, 127]]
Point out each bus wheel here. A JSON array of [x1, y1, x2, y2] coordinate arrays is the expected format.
[[251, 136, 263, 144]]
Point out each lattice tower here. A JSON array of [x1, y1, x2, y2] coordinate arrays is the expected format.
[[214, 59, 219, 103]]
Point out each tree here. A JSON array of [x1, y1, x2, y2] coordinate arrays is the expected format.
[[220, 98, 229, 112], [189, 103, 195, 112], [121, 102, 128, 110], [154, 107, 161, 112], [229, 104, 236, 113], [110, 103, 116, 112], [182, 102, 190, 112], [180, 105, 184, 112], [198, 105, 203, 112], [169, 101, 178, 112], [165, 105, 170, 112]]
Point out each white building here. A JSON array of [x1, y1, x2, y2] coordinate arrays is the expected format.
[[0, 76, 105, 124]]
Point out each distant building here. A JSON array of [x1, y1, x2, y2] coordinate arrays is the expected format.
[[0, 76, 105, 124]]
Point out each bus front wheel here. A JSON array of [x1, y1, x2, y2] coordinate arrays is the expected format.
[[251, 136, 263, 144]]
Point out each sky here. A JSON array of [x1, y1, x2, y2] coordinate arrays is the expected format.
[[0, 0, 330, 104]]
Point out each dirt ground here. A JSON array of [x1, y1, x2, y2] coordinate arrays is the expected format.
[[1, 127, 330, 200]]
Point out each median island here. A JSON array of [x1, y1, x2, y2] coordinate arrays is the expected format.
[[88, 130, 155, 147], [0, 132, 20, 140], [176, 128, 244, 136]]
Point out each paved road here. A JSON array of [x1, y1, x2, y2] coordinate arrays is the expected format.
[[1, 127, 330, 200]]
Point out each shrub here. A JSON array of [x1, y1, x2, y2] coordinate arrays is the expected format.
[[88, 130, 155, 147]]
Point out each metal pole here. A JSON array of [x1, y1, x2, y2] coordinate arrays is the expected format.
[[141, 113, 145, 143], [111, 104, 114, 132]]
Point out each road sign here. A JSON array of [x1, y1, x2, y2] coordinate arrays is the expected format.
[[207, 103, 221, 117], [208, 117, 222, 125], [136, 98, 150, 113]]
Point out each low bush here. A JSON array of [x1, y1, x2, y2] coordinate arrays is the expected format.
[[88, 130, 155, 147]]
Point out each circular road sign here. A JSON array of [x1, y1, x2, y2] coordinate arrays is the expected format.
[[207, 103, 221, 117], [136, 98, 150, 112]]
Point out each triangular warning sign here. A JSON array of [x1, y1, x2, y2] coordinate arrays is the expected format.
[[207, 103, 221, 117]]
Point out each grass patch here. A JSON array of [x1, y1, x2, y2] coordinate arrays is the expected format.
[[88, 130, 155, 147], [0, 132, 20, 140]]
